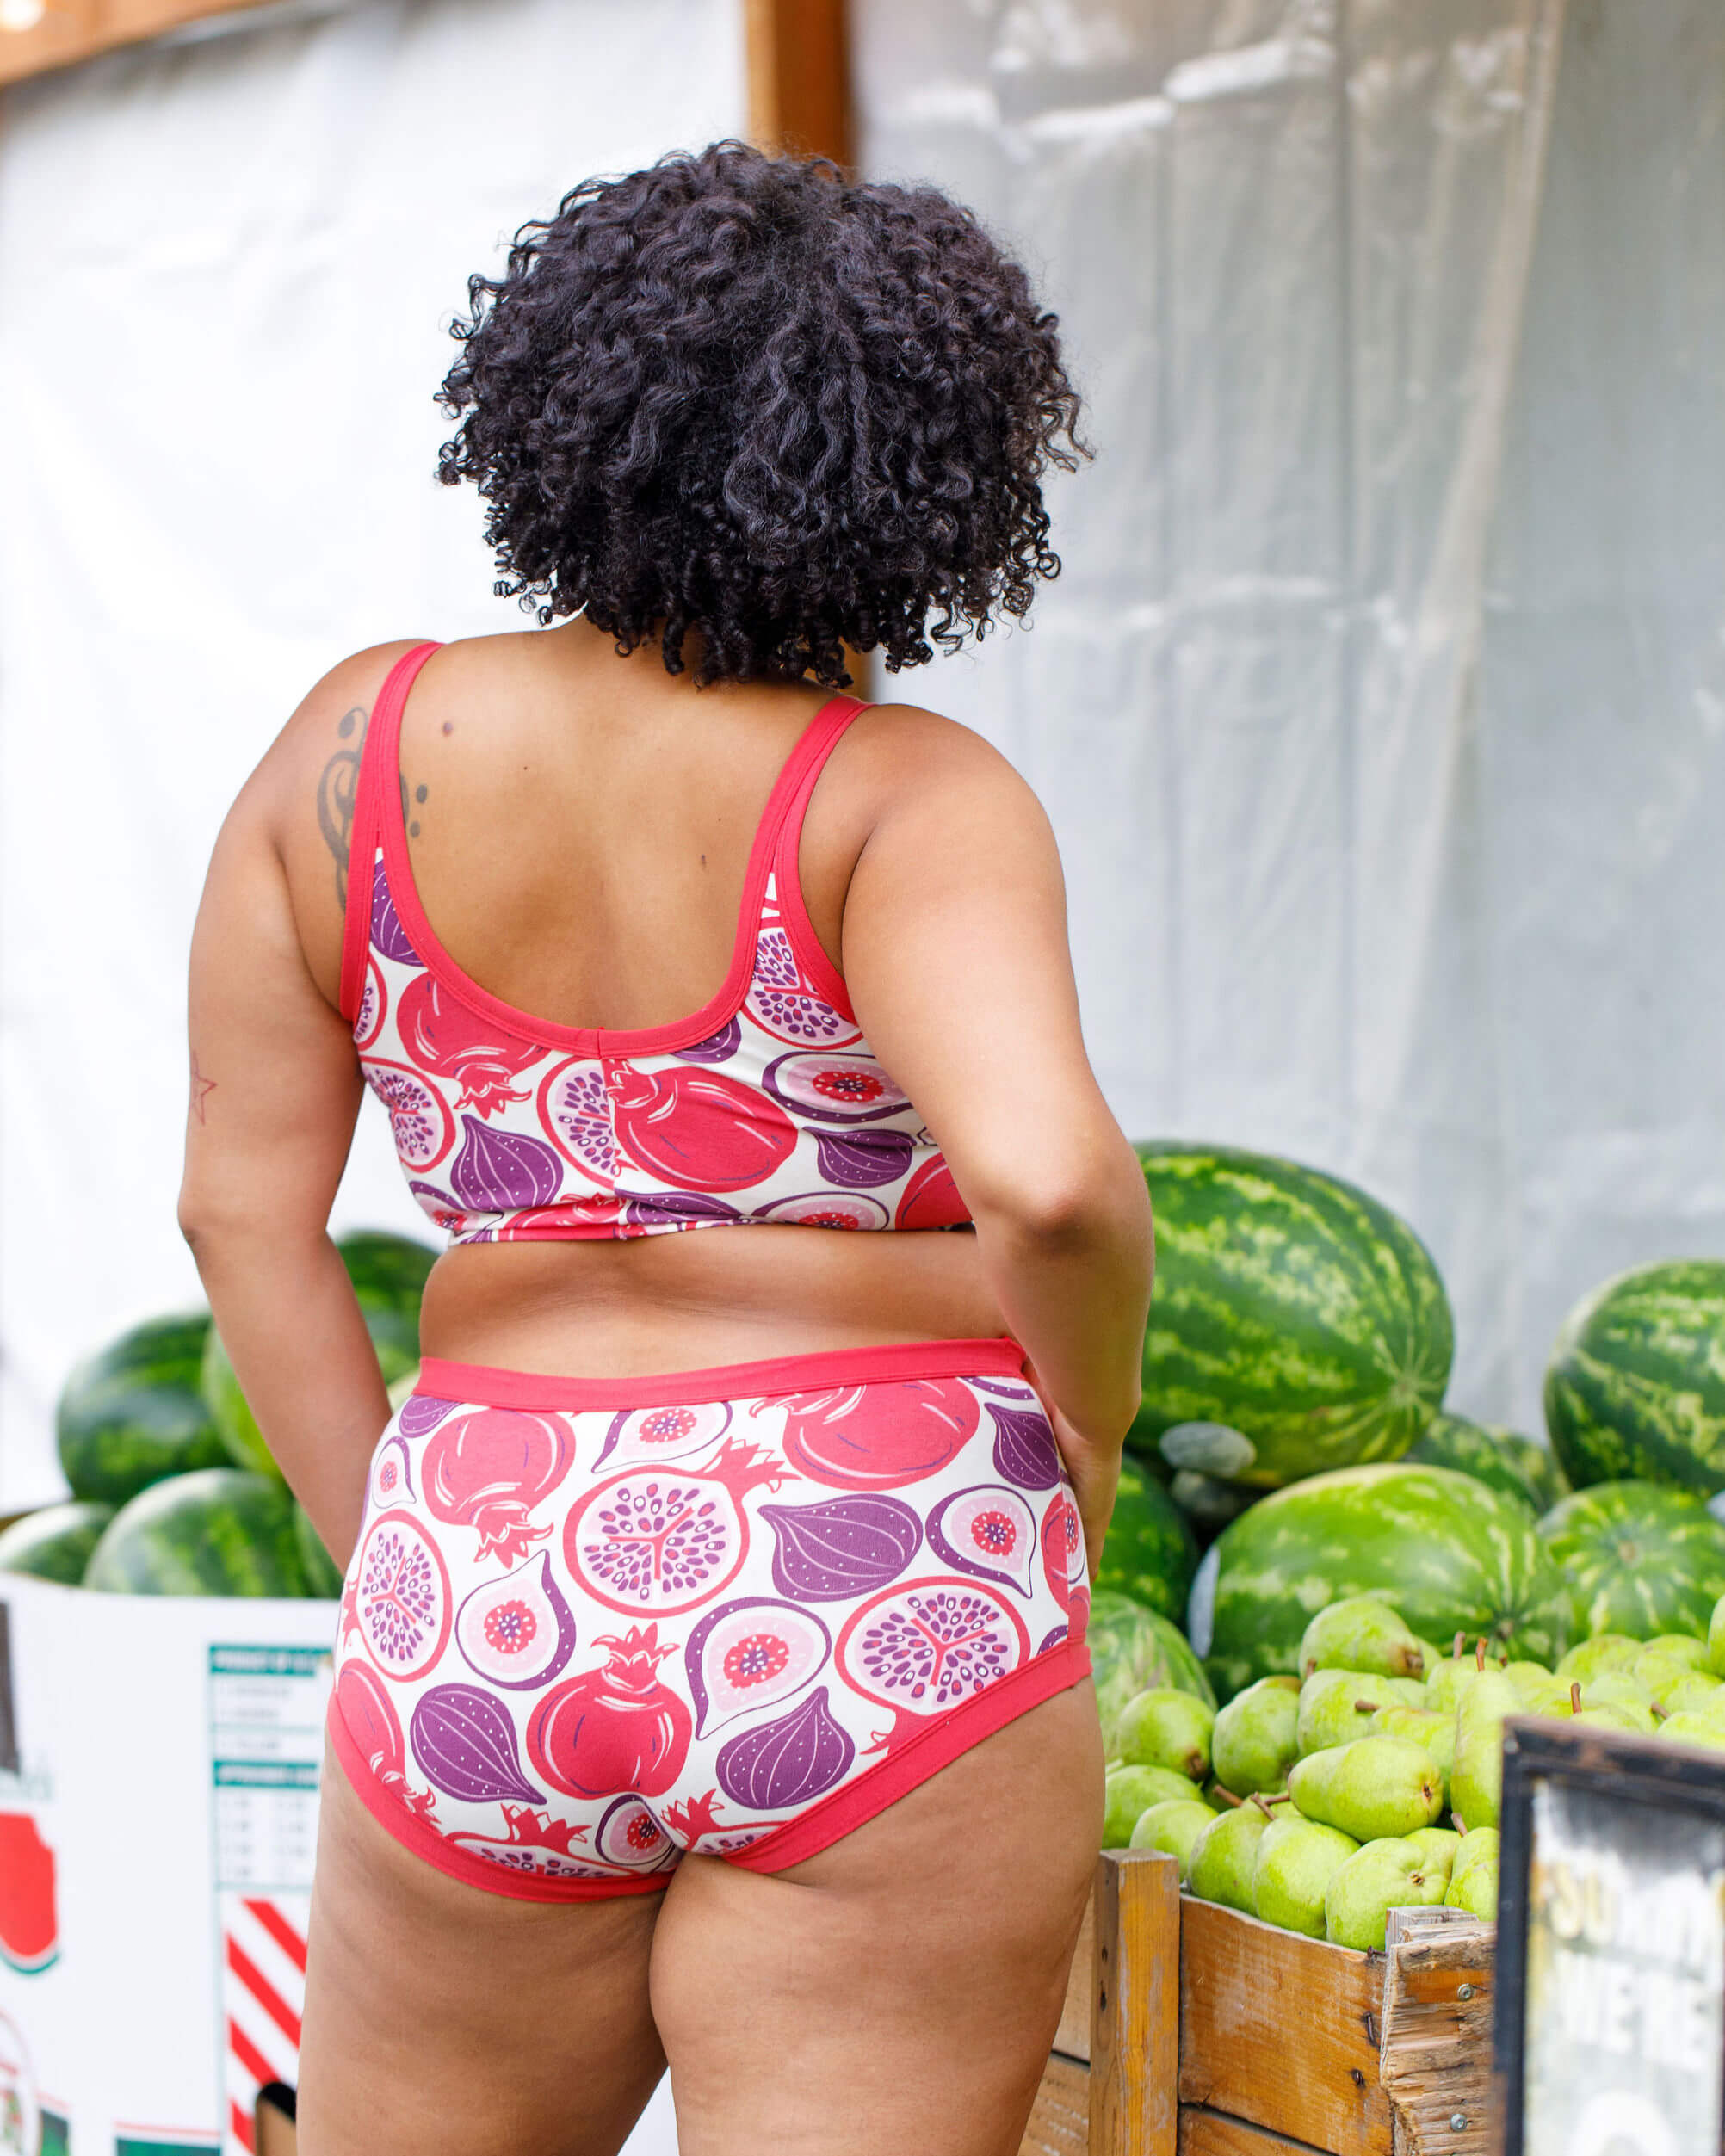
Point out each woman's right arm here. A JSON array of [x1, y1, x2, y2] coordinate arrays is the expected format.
[[837, 707, 1154, 1572]]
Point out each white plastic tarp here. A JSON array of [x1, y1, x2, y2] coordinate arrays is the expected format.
[[853, 0, 1725, 1438]]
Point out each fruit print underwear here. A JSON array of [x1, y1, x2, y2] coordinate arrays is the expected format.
[[326, 1337, 1092, 1900]]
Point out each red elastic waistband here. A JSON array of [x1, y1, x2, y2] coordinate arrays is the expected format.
[[414, 1336, 1028, 1412]]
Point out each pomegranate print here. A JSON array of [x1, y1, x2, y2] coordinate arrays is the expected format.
[[1040, 1487, 1086, 1611], [355, 957, 386, 1049], [779, 1377, 980, 1489], [397, 973, 542, 1118], [353, 1510, 452, 1681], [564, 1440, 783, 1617], [527, 1627, 693, 1798], [424, 1408, 573, 1566], [606, 1066, 795, 1192], [745, 917, 862, 1048], [894, 1154, 970, 1230], [536, 1058, 622, 1183], [837, 1578, 1030, 1716], [365, 1059, 454, 1172]]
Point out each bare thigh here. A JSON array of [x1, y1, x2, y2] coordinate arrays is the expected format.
[[297, 1750, 667, 2156], [650, 1679, 1104, 2156]]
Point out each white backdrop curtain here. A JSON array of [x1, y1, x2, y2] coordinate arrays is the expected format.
[[854, 0, 1725, 1442], [3, 0, 1722, 1513]]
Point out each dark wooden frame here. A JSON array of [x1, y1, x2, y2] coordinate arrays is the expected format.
[[1494, 1713, 1725, 2156]]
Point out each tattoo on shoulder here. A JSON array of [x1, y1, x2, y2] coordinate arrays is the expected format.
[[317, 705, 368, 909], [189, 1052, 217, 1125]]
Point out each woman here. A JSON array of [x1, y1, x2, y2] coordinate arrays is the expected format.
[[180, 143, 1153, 2156]]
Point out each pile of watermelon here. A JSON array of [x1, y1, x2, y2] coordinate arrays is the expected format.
[[1081, 1146, 1725, 1707], [0, 1231, 435, 1600]]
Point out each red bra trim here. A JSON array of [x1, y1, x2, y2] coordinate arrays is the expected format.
[[771, 696, 865, 1024], [364, 649, 869, 1056], [337, 640, 440, 1022], [415, 1335, 1028, 1412]]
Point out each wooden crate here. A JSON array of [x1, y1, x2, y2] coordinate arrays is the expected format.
[[1022, 1851, 1499, 2156]]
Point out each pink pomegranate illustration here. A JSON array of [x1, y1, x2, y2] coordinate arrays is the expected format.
[[424, 1407, 574, 1566], [776, 1377, 980, 1489], [535, 1057, 622, 1183], [352, 1510, 452, 1682], [355, 956, 386, 1049], [746, 921, 862, 1047], [397, 973, 542, 1117], [564, 1439, 785, 1617], [527, 1626, 693, 1798], [1040, 1486, 1085, 1611], [894, 1154, 970, 1229], [363, 1058, 454, 1171], [606, 1064, 796, 1191], [837, 1577, 1029, 1744]]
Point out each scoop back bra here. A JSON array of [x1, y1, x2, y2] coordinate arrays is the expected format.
[[337, 642, 972, 1245]]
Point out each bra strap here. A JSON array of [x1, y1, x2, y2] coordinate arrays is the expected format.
[[337, 640, 442, 1021], [767, 694, 871, 1012]]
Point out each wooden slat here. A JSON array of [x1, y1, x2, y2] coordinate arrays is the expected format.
[[1091, 1850, 1180, 2156], [1377, 1921, 1496, 2156], [0, 0, 282, 89], [1178, 1898, 1392, 2156], [1054, 1892, 1096, 2061], [743, 0, 850, 169], [1178, 2109, 1331, 2154], [1020, 2053, 1090, 2156]]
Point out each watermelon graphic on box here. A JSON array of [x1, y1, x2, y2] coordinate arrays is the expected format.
[[0, 1814, 57, 1975]]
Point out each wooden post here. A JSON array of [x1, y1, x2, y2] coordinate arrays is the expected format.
[[1090, 1850, 1180, 2156], [744, 0, 851, 170], [0, 0, 285, 90]]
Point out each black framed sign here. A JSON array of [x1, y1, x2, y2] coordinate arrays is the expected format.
[[1495, 1714, 1725, 2156]]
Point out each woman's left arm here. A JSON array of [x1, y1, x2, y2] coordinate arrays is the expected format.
[[178, 774, 386, 1573]]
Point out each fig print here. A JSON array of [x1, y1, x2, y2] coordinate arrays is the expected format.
[[715, 1688, 855, 1812], [450, 1115, 563, 1213], [352, 1509, 452, 1682], [396, 1392, 459, 1440], [410, 1684, 546, 1806], [811, 1128, 916, 1190], [454, 1550, 578, 1690], [779, 1377, 980, 1490], [758, 1493, 921, 1601], [986, 1399, 1062, 1492], [363, 1059, 454, 1172], [760, 1052, 908, 1125], [683, 1596, 832, 1738], [370, 866, 420, 965], [675, 1015, 742, 1065], [755, 1192, 889, 1230], [594, 1399, 733, 1473], [368, 1429, 417, 1510], [606, 1065, 795, 1191], [925, 1486, 1040, 1599], [564, 1440, 783, 1617], [423, 1406, 573, 1566], [594, 1795, 677, 1871], [397, 973, 542, 1117]]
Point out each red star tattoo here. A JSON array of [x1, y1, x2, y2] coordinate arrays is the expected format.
[[189, 1053, 217, 1124]]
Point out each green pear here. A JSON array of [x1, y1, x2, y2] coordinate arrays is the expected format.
[[1647, 1671, 1722, 1715], [1633, 1635, 1710, 1686], [1425, 1638, 1499, 1713], [1128, 1799, 1219, 1878], [1102, 1764, 1209, 1847], [1450, 1671, 1522, 1832], [1297, 1670, 1425, 1756], [1503, 1660, 1556, 1699], [1412, 1639, 1448, 1681], [1449, 1826, 1499, 1882], [1555, 1634, 1642, 1685], [1658, 1712, 1725, 1753], [1299, 1596, 1426, 1682], [1326, 1838, 1448, 1951], [1289, 1739, 1445, 1842], [1574, 1675, 1658, 1733], [1515, 1677, 1575, 1718], [1708, 1593, 1725, 1679], [1370, 1705, 1456, 1791], [1402, 1825, 1462, 1887], [1115, 1689, 1215, 1782], [1445, 1855, 1498, 1918], [1211, 1677, 1301, 1796], [1252, 1817, 1359, 1939], [1186, 1802, 1270, 1912]]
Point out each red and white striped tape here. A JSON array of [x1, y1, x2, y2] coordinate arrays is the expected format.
[[219, 1893, 308, 2153]]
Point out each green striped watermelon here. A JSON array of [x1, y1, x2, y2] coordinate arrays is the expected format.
[[1132, 1146, 1453, 1488], [1406, 1412, 1568, 1516], [0, 1502, 116, 1585], [1090, 1589, 1215, 1758], [293, 1500, 344, 1600], [83, 1468, 307, 1597], [1198, 1463, 1565, 1699], [1544, 1262, 1725, 1494], [1536, 1480, 1725, 1642], [1097, 1461, 1200, 1622], [56, 1312, 230, 1506]]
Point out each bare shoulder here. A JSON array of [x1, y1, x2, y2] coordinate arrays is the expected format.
[[830, 696, 1054, 838]]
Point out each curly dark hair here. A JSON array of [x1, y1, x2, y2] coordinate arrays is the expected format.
[[436, 140, 1086, 687]]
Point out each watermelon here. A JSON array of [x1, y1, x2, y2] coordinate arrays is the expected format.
[[1406, 1412, 1567, 1515], [1198, 1463, 1565, 1700], [204, 1243, 429, 1480], [83, 1468, 307, 1597], [1544, 1261, 1725, 1494], [0, 1502, 116, 1585], [294, 1501, 344, 1600], [56, 1311, 230, 1506], [1096, 1461, 1200, 1622], [1131, 1146, 1453, 1487], [1090, 1590, 1216, 1758], [1536, 1481, 1725, 1643]]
